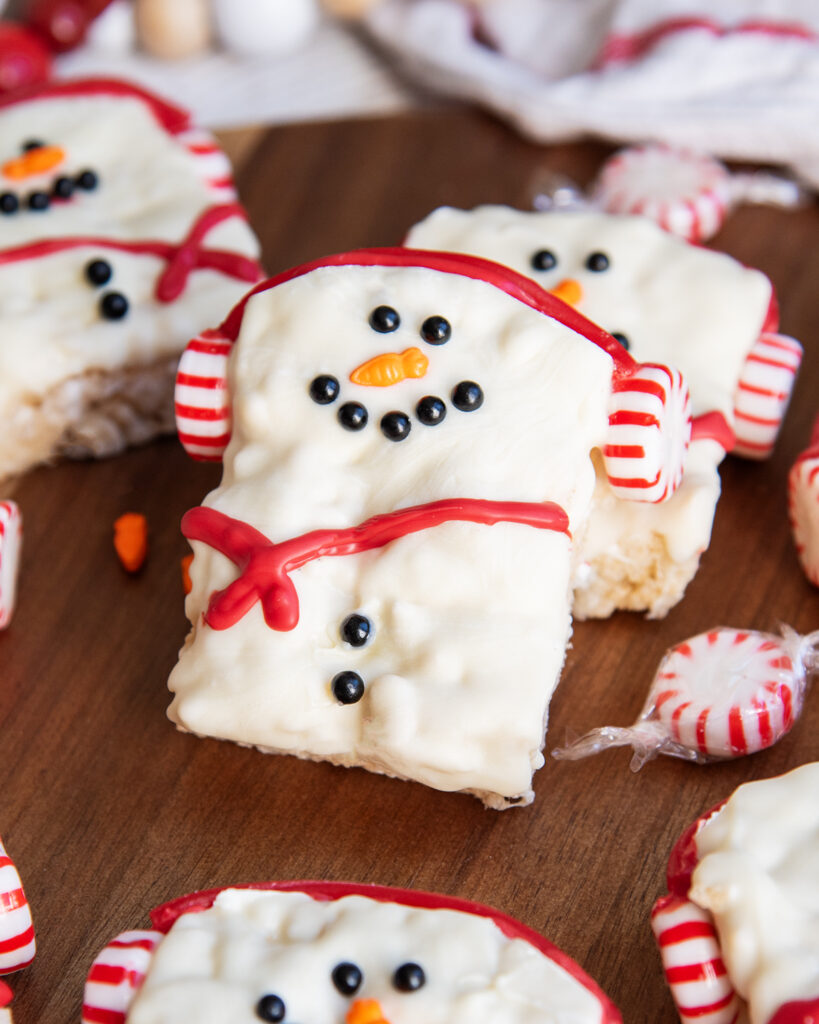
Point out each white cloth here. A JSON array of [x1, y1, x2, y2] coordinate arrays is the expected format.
[[365, 0, 819, 188]]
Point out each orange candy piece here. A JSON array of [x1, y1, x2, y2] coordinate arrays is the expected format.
[[2, 144, 65, 181], [181, 553, 193, 594], [113, 513, 148, 573]]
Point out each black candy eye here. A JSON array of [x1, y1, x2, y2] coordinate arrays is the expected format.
[[531, 249, 557, 272], [611, 332, 630, 351], [338, 402, 368, 431], [585, 251, 610, 272], [256, 994, 286, 1022], [52, 176, 74, 199], [22, 139, 44, 152], [416, 396, 446, 426], [420, 315, 451, 345], [27, 191, 50, 211], [380, 411, 411, 442], [0, 193, 19, 215], [309, 374, 340, 405], [332, 962, 363, 996], [340, 614, 371, 647], [451, 381, 483, 412], [99, 292, 128, 320], [332, 671, 365, 705], [393, 963, 425, 992], [85, 259, 112, 287], [75, 170, 99, 191], [369, 305, 400, 333]]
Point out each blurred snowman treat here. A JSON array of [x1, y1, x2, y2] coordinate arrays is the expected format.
[[652, 763, 819, 1024], [0, 77, 262, 481], [169, 247, 690, 806], [789, 414, 819, 587], [82, 881, 621, 1024], [406, 206, 801, 617]]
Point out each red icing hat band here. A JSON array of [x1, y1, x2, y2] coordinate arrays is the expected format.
[[182, 498, 571, 632]]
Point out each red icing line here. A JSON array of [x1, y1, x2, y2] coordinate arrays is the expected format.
[[768, 996, 819, 1024], [216, 248, 637, 377], [0, 204, 262, 303], [150, 881, 622, 1024], [666, 799, 728, 897], [0, 76, 191, 135], [690, 411, 736, 451], [182, 499, 570, 632]]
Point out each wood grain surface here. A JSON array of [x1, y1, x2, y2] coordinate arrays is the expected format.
[[2, 109, 818, 1024]]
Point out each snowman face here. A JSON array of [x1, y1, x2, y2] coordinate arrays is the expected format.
[[126, 890, 608, 1024], [219, 263, 614, 533], [690, 762, 819, 1024], [0, 92, 215, 244], [405, 207, 772, 418]]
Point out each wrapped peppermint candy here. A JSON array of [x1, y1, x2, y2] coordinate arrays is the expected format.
[[592, 143, 805, 243], [553, 626, 817, 769]]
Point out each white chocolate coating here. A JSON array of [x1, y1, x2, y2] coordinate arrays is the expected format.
[[691, 763, 819, 1024], [169, 264, 616, 803], [127, 889, 607, 1024], [406, 206, 772, 615]]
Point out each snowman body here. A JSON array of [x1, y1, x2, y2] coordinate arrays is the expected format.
[[0, 79, 261, 478], [406, 207, 787, 617], [169, 258, 624, 805], [84, 885, 620, 1024]]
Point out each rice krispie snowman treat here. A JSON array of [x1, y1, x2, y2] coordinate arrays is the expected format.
[[169, 247, 690, 806], [0, 77, 263, 480], [406, 206, 802, 618], [652, 762, 819, 1024], [82, 881, 621, 1024]]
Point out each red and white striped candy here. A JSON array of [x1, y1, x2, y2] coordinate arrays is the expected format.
[[0, 839, 34, 974], [177, 128, 237, 203], [788, 415, 819, 587], [174, 330, 233, 461], [594, 145, 732, 243], [603, 363, 691, 503], [82, 929, 162, 1024], [651, 895, 742, 1024], [0, 503, 21, 630], [652, 628, 801, 759], [733, 332, 802, 459]]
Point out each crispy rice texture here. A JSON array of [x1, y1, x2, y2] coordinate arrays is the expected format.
[[0, 355, 178, 483]]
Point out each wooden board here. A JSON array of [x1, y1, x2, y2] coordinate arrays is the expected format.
[[2, 109, 818, 1023]]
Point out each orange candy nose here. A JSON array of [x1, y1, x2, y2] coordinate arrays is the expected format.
[[346, 999, 390, 1024], [2, 144, 66, 181], [349, 347, 429, 387], [549, 278, 583, 308]]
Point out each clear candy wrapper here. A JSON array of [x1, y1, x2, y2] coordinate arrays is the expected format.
[[553, 626, 818, 770]]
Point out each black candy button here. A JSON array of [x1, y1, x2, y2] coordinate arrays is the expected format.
[[416, 396, 446, 426], [52, 176, 75, 199], [22, 139, 45, 152], [309, 374, 340, 405], [451, 381, 483, 412], [420, 315, 451, 345], [338, 402, 368, 431], [99, 292, 129, 320], [75, 169, 99, 191], [0, 193, 19, 214], [585, 251, 610, 272], [531, 249, 557, 271], [332, 671, 365, 705], [380, 411, 411, 442], [332, 962, 363, 996], [85, 259, 112, 287], [27, 191, 50, 211], [611, 332, 630, 351], [256, 995, 286, 1022], [369, 305, 400, 333], [340, 614, 371, 647], [393, 963, 425, 992]]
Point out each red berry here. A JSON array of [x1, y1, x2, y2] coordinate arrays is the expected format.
[[0, 23, 52, 94]]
